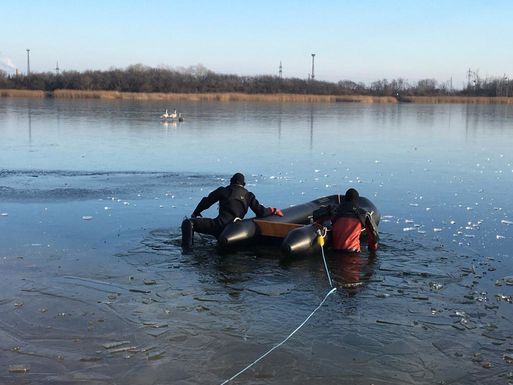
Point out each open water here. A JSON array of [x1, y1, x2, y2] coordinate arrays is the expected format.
[[1, 97, 513, 384]]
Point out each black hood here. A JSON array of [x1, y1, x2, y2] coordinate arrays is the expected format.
[[230, 173, 245, 186]]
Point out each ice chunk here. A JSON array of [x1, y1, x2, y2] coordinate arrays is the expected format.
[[1, 213, 8, 217], [8, 365, 30, 373], [403, 227, 416, 232], [82, 216, 93, 220], [501, 220, 513, 225], [143, 321, 168, 328], [429, 282, 443, 290], [102, 340, 131, 349], [147, 351, 166, 360], [80, 356, 101, 362], [496, 294, 512, 303], [433, 228, 443, 232], [108, 346, 138, 354]]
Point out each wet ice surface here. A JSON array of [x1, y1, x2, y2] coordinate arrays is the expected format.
[[2, 226, 513, 384], [1, 100, 513, 384], [1, 173, 512, 385]]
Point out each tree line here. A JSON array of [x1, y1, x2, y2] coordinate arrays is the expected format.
[[0, 64, 511, 97]]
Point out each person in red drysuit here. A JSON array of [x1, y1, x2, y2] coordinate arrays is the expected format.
[[331, 188, 379, 253]]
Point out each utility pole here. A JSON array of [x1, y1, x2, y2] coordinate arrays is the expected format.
[[55, 61, 60, 75], [279, 61, 282, 78], [26, 49, 30, 75], [311, 53, 316, 80]]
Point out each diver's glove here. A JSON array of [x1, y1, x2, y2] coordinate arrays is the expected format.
[[270, 208, 284, 217]]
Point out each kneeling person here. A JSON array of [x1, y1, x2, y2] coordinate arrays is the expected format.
[[181, 173, 282, 249]]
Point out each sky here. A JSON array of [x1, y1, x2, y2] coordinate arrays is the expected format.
[[1, 0, 512, 87]]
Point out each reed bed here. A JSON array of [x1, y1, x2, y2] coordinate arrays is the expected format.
[[1, 89, 512, 104], [49, 90, 398, 103], [0, 89, 46, 98], [404, 95, 513, 104]]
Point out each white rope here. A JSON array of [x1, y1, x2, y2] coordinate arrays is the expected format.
[[317, 227, 333, 288], [320, 242, 333, 288], [219, 287, 337, 385], [219, 227, 336, 385]]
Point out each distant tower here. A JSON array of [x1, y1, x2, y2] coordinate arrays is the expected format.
[[311, 53, 316, 80], [26, 49, 30, 75], [279, 61, 282, 78], [55, 61, 60, 75]]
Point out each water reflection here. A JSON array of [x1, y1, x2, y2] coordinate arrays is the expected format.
[[1, 98, 513, 384], [27, 101, 32, 144], [328, 253, 377, 294], [309, 102, 314, 149], [465, 103, 513, 132], [161, 120, 177, 129]]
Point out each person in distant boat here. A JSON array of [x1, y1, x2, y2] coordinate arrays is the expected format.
[[330, 188, 379, 253], [181, 173, 283, 250]]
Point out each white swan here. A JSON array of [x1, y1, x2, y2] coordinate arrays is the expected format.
[[161, 109, 183, 121]]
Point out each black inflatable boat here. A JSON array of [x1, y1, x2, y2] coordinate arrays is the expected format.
[[218, 194, 380, 257]]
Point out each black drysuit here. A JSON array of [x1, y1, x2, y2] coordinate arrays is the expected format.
[[188, 183, 273, 238]]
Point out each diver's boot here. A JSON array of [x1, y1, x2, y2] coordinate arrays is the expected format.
[[181, 219, 194, 250]]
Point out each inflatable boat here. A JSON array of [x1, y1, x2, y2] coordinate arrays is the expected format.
[[218, 194, 380, 258]]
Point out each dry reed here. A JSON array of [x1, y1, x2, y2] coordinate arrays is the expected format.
[[49, 90, 398, 103], [0, 89, 46, 98], [403, 96, 513, 104], [1, 89, 512, 104]]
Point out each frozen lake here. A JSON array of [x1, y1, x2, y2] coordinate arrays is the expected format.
[[1, 97, 513, 384]]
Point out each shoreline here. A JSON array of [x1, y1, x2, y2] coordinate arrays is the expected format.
[[1, 88, 513, 104]]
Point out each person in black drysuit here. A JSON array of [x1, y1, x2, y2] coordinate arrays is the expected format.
[[181, 173, 283, 249]]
